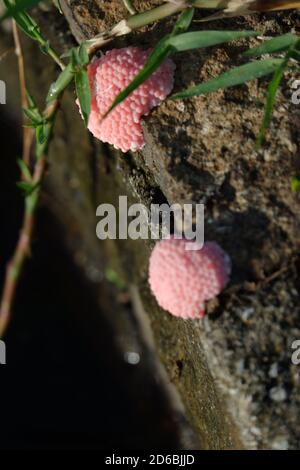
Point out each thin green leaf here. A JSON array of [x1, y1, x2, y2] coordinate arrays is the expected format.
[[36, 121, 53, 158], [256, 57, 289, 147], [26, 89, 36, 108], [169, 30, 257, 52], [75, 69, 91, 126], [3, 1, 40, 40], [47, 63, 74, 102], [171, 8, 194, 36], [290, 49, 300, 62], [71, 44, 89, 73], [3, 1, 64, 69], [78, 43, 89, 67], [17, 159, 32, 181], [47, 44, 89, 104], [171, 59, 283, 99], [23, 107, 43, 125], [289, 37, 300, 63], [243, 33, 298, 58], [23, 90, 43, 125], [1, 0, 42, 22], [40, 40, 50, 55], [17, 181, 40, 196], [36, 123, 47, 145]]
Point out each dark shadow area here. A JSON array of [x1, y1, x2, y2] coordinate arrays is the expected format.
[[0, 112, 180, 450]]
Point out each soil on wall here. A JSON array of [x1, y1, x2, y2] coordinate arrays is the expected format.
[[1, 0, 300, 449]]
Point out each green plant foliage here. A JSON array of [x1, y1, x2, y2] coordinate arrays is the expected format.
[[6, 2, 298, 146], [3, 0, 44, 39], [16, 159, 40, 196], [256, 57, 289, 147], [17, 159, 32, 181], [0, 0, 43, 22], [1, 1, 300, 338], [243, 33, 298, 57], [71, 44, 91, 126], [16, 180, 40, 196], [168, 30, 257, 52], [2, 0, 64, 68], [247, 36, 300, 145], [47, 43, 91, 125], [104, 9, 299, 147], [107, 11, 259, 117], [171, 59, 283, 98]]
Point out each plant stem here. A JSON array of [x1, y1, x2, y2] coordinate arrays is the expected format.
[[0, 156, 46, 338], [46, 46, 66, 71], [0, 95, 59, 338], [12, 19, 34, 168]]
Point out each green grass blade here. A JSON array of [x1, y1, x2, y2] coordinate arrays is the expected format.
[[1, 0, 43, 22], [243, 33, 298, 58], [75, 69, 91, 126], [171, 7, 194, 36], [171, 59, 283, 99], [256, 57, 289, 147], [69, 44, 91, 125], [3, 0, 64, 69], [169, 30, 257, 52], [291, 50, 300, 61], [17, 159, 32, 181], [3, 1, 40, 40]]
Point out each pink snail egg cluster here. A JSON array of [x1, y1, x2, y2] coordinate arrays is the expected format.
[[148, 238, 231, 319], [85, 47, 175, 152]]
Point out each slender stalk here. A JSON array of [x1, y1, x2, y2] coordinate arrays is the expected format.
[[46, 46, 66, 71], [0, 94, 59, 338], [0, 156, 46, 337], [12, 20, 27, 110], [12, 19, 34, 167], [3, 0, 65, 70]]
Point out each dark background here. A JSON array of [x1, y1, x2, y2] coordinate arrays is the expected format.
[[0, 111, 180, 450]]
